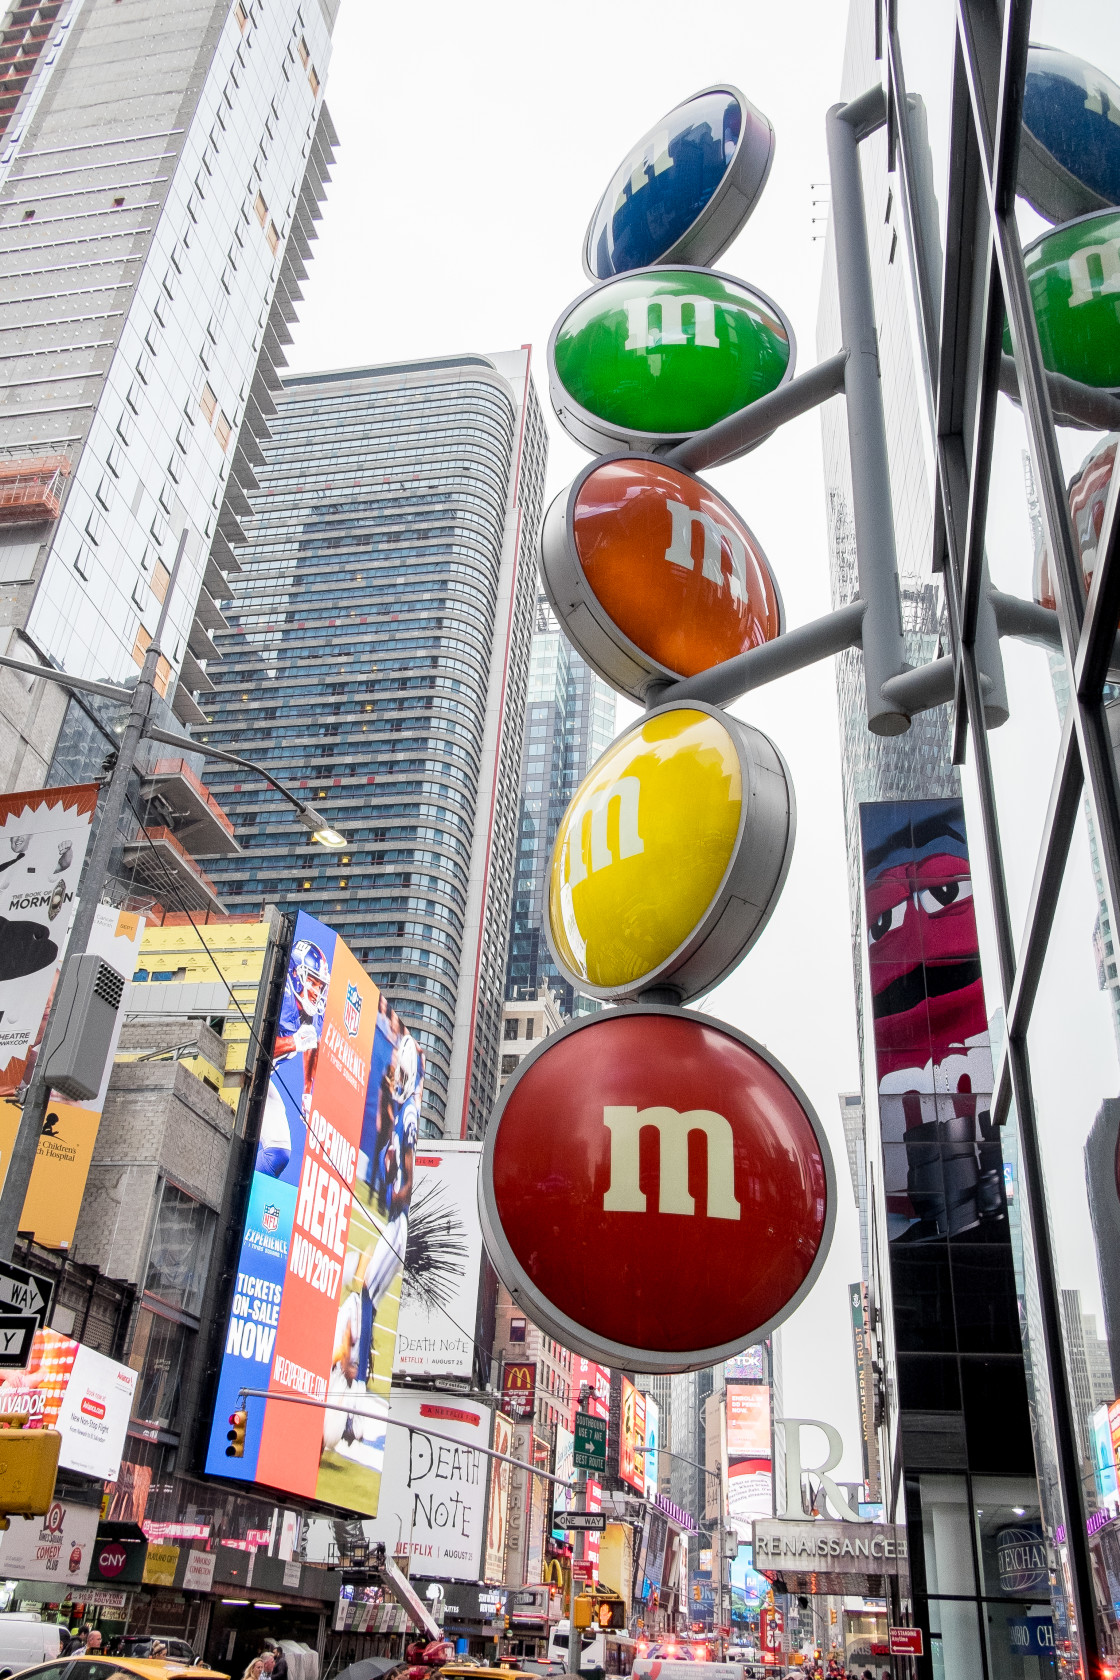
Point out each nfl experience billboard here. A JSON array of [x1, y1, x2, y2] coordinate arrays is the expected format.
[[393, 1141, 484, 1379], [205, 910, 427, 1516]]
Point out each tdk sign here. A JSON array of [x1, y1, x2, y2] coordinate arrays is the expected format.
[[584, 85, 775, 278]]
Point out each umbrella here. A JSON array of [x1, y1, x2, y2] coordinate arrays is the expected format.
[[335, 1660, 402, 1680]]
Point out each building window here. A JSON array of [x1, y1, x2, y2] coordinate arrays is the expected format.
[[297, 34, 309, 65], [501, 1054, 518, 1075], [128, 1307, 190, 1434], [504, 1019, 517, 1041], [509, 1318, 527, 1344], [525, 1019, 535, 1041], [266, 219, 280, 256], [235, 2, 248, 29], [254, 189, 267, 226], [200, 382, 217, 423], [215, 410, 232, 451], [144, 1182, 215, 1316], [308, 65, 319, 97]]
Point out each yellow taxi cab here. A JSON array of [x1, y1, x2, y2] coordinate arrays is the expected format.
[[435, 1666, 533, 1680], [11, 1658, 229, 1680]]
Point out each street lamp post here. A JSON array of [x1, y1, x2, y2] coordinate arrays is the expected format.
[[0, 532, 347, 1260]]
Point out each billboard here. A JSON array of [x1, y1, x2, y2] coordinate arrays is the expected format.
[[552, 1423, 576, 1535], [859, 800, 1003, 1245], [726, 1383, 770, 1456], [205, 910, 426, 1516], [644, 1393, 660, 1501], [393, 1140, 483, 1379], [485, 1409, 514, 1583], [725, 1344, 766, 1382], [0, 1330, 136, 1481], [0, 784, 98, 1096], [727, 1458, 773, 1533], [571, 1357, 610, 1423], [0, 903, 145, 1247], [368, 1390, 491, 1582], [1096, 1404, 1120, 1501], [619, 1375, 647, 1493]]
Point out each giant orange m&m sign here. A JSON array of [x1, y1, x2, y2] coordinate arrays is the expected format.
[[539, 454, 782, 702]]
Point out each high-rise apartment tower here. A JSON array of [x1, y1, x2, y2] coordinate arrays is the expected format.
[[505, 596, 615, 1016], [200, 353, 548, 1140], [0, 0, 338, 794]]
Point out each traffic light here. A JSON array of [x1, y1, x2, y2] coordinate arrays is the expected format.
[[225, 1410, 248, 1457], [0, 1415, 60, 1524], [573, 1595, 592, 1630], [594, 1593, 626, 1630]]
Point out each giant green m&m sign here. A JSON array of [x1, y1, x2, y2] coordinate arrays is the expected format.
[[548, 265, 795, 452], [1014, 208, 1120, 389]]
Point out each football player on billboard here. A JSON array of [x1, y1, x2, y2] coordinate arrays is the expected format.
[[340, 1025, 422, 1386], [257, 938, 329, 1177]]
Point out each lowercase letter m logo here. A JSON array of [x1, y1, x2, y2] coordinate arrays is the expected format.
[[344, 981, 362, 1037], [601, 1106, 742, 1219]]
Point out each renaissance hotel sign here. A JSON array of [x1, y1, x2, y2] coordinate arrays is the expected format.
[[478, 82, 837, 1374], [752, 1520, 908, 1595]]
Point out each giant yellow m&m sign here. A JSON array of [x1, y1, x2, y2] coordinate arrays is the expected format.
[[548, 703, 794, 1001]]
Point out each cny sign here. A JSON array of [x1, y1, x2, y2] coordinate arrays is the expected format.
[[548, 704, 794, 1002], [478, 1006, 834, 1373], [540, 454, 782, 702]]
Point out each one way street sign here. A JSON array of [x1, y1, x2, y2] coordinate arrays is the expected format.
[[0, 1314, 37, 1368], [553, 1512, 607, 1532], [0, 1259, 52, 1327]]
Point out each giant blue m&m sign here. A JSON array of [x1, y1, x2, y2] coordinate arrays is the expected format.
[[584, 84, 775, 279], [1020, 45, 1120, 221]]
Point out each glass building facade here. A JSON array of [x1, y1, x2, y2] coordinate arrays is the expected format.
[[0, 0, 337, 790], [505, 593, 616, 1016], [199, 353, 547, 1140], [824, 0, 1120, 1674]]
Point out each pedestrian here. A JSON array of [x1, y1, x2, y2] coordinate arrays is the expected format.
[[241, 1656, 273, 1680], [265, 1641, 288, 1680], [85, 1631, 103, 1655]]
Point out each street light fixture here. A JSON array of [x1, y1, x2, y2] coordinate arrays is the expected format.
[[0, 534, 349, 1258]]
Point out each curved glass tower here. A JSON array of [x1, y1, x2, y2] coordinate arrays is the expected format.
[[200, 351, 547, 1138]]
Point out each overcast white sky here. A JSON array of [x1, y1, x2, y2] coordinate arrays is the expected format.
[[288, 0, 868, 1480]]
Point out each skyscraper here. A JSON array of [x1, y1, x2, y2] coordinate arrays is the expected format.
[[505, 596, 616, 1016], [0, 0, 338, 793], [200, 353, 547, 1140]]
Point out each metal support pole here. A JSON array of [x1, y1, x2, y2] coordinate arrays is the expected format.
[[665, 353, 849, 474], [654, 600, 866, 709], [826, 88, 910, 737], [0, 529, 189, 1261]]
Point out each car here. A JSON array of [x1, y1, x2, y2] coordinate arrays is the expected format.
[[7, 1657, 230, 1680], [112, 1646, 200, 1666]]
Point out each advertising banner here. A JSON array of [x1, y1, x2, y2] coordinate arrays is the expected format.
[[571, 1358, 610, 1422], [859, 800, 1003, 1246], [1095, 1403, 1120, 1501], [0, 784, 97, 1097], [849, 1282, 881, 1498], [485, 1408, 513, 1584], [724, 1345, 766, 1381], [619, 1375, 646, 1493], [552, 1423, 575, 1536], [0, 1329, 135, 1481], [0, 904, 145, 1247], [368, 1390, 490, 1581], [206, 910, 426, 1516], [393, 1140, 483, 1380], [0, 1497, 98, 1585], [727, 1459, 773, 1534], [644, 1394, 660, 1501], [726, 1384, 770, 1456]]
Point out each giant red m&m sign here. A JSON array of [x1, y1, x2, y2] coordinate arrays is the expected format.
[[478, 1006, 835, 1373]]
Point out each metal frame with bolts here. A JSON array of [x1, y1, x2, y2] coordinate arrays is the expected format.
[[548, 32, 1117, 1672]]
